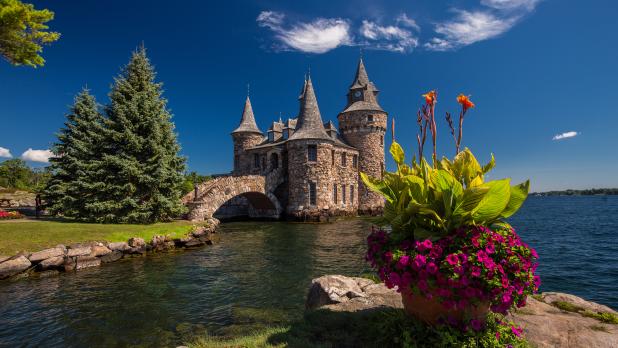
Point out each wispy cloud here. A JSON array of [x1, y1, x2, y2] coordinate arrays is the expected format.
[[425, 10, 519, 51], [396, 13, 421, 31], [21, 148, 53, 163], [257, 11, 352, 54], [481, 0, 540, 11], [359, 20, 418, 52], [552, 131, 578, 140], [0, 147, 12, 158]]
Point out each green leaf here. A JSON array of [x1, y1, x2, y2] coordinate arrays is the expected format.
[[360, 172, 394, 203], [482, 153, 496, 174], [471, 179, 511, 223], [390, 142, 405, 165], [500, 180, 530, 218]]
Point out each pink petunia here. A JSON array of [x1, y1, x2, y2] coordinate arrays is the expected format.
[[446, 253, 459, 265], [426, 262, 438, 275]]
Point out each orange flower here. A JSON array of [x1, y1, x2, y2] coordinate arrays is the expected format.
[[457, 94, 475, 110], [422, 90, 437, 105]]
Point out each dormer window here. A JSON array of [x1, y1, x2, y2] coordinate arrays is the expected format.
[[341, 153, 347, 166], [282, 129, 289, 139], [308, 145, 317, 162], [268, 132, 274, 142]]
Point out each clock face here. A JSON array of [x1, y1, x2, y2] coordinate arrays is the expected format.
[[354, 91, 362, 98]]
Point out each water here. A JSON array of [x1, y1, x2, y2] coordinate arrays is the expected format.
[[0, 196, 617, 347]]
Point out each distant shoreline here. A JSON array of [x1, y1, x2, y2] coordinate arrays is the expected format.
[[531, 188, 618, 196]]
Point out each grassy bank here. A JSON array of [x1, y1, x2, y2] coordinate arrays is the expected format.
[[0, 219, 198, 255]]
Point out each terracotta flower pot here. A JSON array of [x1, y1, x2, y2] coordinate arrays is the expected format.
[[401, 287, 490, 325]]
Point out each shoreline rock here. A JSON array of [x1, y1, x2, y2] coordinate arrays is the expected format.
[[307, 275, 618, 348], [0, 218, 220, 281]]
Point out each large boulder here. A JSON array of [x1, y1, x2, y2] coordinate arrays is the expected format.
[[306, 275, 402, 311], [306, 275, 618, 348], [67, 246, 91, 257], [107, 242, 130, 252], [29, 247, 65, 262], [0, 256, 31, 279], [99, 251, 122, 263], [74, 256, 101, 270], [128, 237, 145, 248], [90, 245, 112, 257]]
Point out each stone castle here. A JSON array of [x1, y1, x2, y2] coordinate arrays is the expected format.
[[229, 58, 387, 219]]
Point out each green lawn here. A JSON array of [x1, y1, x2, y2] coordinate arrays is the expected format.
[[0, 219, 199, 255]]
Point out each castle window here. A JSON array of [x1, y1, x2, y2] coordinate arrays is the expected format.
[[368, 115, 374, 122], [331, 150, 335, 165], [309, 182, 317, 206], [262, 155, 266, 170], [234, 155, 239, 170], [350, 185, 355, 204], [380, 135, 384, 146], [268, 132, 274, 142], [253, 154, 260, 168], [342, 185, 347, 204], [333, 184, 338, 204], [352, 155, 358, 169], [270, 153, 279, 170], [282, 129, 289, 139], [308, 145, 317, 162], [341, 153, 347, 166]]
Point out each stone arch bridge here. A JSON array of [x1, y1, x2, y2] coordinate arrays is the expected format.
[[183, 171, 284, 221]]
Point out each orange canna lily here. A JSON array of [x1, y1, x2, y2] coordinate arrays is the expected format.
[[422, 90, 437, 105], [457, 94, 475, 110]]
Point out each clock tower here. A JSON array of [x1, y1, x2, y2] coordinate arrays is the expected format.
[[338, 58, 387, 214]]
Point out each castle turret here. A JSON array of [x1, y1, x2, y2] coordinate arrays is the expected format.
[[286, 76, 337, 216], [338, 58, 387, 214], [231, 96, 264, 174]]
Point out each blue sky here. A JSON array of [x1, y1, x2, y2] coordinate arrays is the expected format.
[[1, 0, 617, 192]]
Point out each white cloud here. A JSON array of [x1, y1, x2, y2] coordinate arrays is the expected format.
[[257, 11, 352, 54], [396, 13, 420, 31], [481, 0, 540, 10], [0, 147, 12, 158], [359, 20, 418, 52], [424, 10, 519, 51], [552, 131, 578, 141], [21, 148, 53, 163]]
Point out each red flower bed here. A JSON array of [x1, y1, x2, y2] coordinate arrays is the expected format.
[[0, 210, 24, 220]]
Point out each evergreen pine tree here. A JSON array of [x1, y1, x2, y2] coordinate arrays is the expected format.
[[44, 89, 106, 218], [92, 46, 186, 223]]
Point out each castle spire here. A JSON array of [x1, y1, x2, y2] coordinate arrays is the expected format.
[[232, 95, 262, 134], [349, 57, 370, 90], [290, 75, 330, 140]]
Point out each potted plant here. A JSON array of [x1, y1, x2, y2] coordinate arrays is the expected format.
[[362, 91, 540, 330]]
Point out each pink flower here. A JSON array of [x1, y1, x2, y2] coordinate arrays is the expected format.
[[446, 253, 459, 265], [485, 243, 495, 254], [476, 250, 488, 262], [470, 319, 483, 331], [534, 275, 541, 288], [413, 254, 427, 270], [454, 265, 464, 275], [384, 251, 393, 262], [421, 239, 433, 251], [389, 272, 401, 287], [502, 293, 512, 305], [511, 325, 523, 337], [471, 266, 481, 277], [429, 245, 443, 258], [426, 262, 438, 275], [397, 255, 410, 268]]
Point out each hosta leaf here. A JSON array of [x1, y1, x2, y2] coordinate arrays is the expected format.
[[390, 142, 405, 164], [500, 180, 530, 218], [471, 179, 511, 223]]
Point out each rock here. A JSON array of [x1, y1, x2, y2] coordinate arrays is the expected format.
[[38, 256, 64, 270], [107, 242, 130, 252], [0, 255, 10, 264], [0, 256, 31, 279], [184, 238, 205, 247], [100, 251, 122, 263], [191, 227, 207, 237], [75, 256, 101, 270], [29, 247, 65, 262], [63, 257, 76, 272], [90, 245, 112, 257], [128, 237, 145, 248], [307, 275, 618, 348], [507, 295, 618, 348], [67, 246, 91, 257]]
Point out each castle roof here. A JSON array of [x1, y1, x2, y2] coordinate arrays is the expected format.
[[342, 58, 385, 114], [232, 96, 263, 135], [349, 58, 370, 90], [289, 76, 331, 141]]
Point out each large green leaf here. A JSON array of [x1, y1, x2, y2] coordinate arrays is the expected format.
[[360, 172, 395, 203], [452, 149, 483, 187], [390, 142, 405, 164], [453, 185, 490, 217], [482, 153, 496, 174], [500, 180, 530, 218], [471, 179, 511, 223]]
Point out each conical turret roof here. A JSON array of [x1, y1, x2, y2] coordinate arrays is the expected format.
[[289, 76, 331, 141], [349, 58, 370, 89], [342, 57, 384, 113], [232, 96, 263, 134]]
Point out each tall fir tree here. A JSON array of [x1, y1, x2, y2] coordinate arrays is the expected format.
[[91, 46, 186, 223], [44, 89, 106, 218]]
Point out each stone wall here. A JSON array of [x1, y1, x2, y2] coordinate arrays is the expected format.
[[286, 139, 359, 220], [0, 219, 220, 281], [232, 133, 265, 175], [338, 110, 387, 214]]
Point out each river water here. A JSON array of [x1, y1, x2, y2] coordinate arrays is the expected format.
[[0, 196, 616, 347]]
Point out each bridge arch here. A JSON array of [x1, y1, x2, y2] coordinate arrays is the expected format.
[[184, 175, 282, 221]]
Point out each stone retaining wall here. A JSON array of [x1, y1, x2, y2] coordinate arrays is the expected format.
[[0, 218, 220, 281]]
